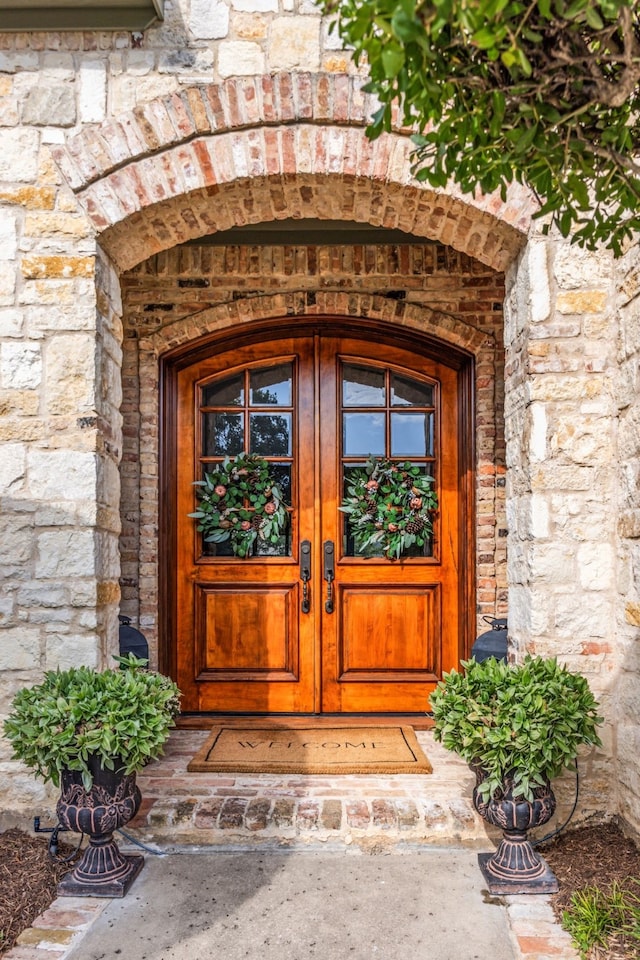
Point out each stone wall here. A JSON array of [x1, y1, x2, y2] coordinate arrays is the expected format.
[[504, 238, 619, 818], [0, 0, 635, 827], [615, 241, 640, 829]]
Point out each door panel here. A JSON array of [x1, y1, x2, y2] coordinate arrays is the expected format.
[[174, 329, 465, 714], [176, 338, 316, 713]]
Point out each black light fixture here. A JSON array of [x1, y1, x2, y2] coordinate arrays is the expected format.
[[471, 617, 508, 662], [118, 615, 149, 664]]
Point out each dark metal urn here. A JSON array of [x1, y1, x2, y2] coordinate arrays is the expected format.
[[56, 755, 144, 898], [473, 770, 559, 895]]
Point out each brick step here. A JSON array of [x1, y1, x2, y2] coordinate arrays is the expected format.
[[124, 729, 495, 851]]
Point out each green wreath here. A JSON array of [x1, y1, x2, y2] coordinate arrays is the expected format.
[[340, 456, 438, 560], [189, 453, 289, 558]]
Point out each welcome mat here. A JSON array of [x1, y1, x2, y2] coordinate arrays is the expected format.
[[187, 726, 432, 775]]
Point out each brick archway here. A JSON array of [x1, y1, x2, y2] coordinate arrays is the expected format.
[[51, 73, 535, 272]]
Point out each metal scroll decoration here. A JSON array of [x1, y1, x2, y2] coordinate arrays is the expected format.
[[339, 455, 438, 560], [189, 452, 289, 558]]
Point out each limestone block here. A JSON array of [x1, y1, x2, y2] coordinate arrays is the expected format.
[[527, 493, 549, 538], [0, 442, 25, 495], [35, 530, 96, 579], [22, 84, 76, 127], [0, 96, 19, 126], [554, 244, 613, 291], [527, 402, 546, 462], [190, 0, 230, 39], [528, 375, 606, 402], [233, 13, 268, 39], [125, 51, 156, 76], [0, 212, 17, 259], [79, 60, 107, 124], [527, 241, 550, 323], [158, 49, 214, 75], [0, 308, 24, 338], [41, 53, 75, 80], [27, 449, 97, 502], [554, 592, 612, 639], [217, 41, 265, 78], [268, 18, 321, 71], [45, 634, 99, 670], [323, 16, 344, 50], [27, 303, 94, 333], [21, 256, 94, 280], [0, 514, 33, 566], [556, 290, 607, 315], [231, 0, 276, 9], [577, 542, 614, 591], [552, 418, 613, 465], [0, 627, 41, 670], [44, 334, 96, 415], [0, 52, 39, 73], [0, 128, 40, 183], [24, 212, 93, 241], [0, 261, 15, 306], [527, 541, 576, 581], [0, 342, 42, 389]]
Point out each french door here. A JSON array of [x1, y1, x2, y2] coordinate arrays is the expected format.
[[172, 328, 467, 713]]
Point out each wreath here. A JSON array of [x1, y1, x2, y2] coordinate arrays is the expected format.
[[189, 453, 289, 558], [339, 456, 438, 560]]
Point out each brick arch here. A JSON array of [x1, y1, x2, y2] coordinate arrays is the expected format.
[[51, 73, 536, 273], [150, 292, 491, 358]]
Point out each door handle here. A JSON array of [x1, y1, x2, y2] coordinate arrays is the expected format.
[[323, 540, 335, 614], [300, 539, 311, 614]]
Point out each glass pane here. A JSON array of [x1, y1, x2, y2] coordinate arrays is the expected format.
[[250, 413, 292, 456], [269, 464, 292, 505], [391, 374, 434, 407], [342, 364, 385, 406], [343, 413, 385, 456], [254, 532, 290, 557], [203, 413, 244, 456], [201, 374, 244, 407], [391, 413, 433, 457], [250, 364, 292, 406], [341, 465, 435, 559]]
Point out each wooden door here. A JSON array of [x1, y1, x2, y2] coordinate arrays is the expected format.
[[172, 328, 466, 714]]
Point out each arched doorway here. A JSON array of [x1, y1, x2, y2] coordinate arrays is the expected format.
[[162, 318, 474, 714]]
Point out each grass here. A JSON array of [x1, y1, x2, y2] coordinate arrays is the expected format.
[[562, 881, 640, 959]]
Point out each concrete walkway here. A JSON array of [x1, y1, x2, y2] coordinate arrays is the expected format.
[[5, 848, 579, 960]]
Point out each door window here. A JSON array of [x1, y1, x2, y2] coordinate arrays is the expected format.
[[198, 362, 294, 557], [341, 361, 437, 559]]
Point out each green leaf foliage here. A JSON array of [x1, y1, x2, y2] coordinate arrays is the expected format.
[[339, 455, 438, 559], [430, 655, 603, 802], [189, 452, 289, 559], [320, 0, 640, 254], [3, 655, 181, 788]]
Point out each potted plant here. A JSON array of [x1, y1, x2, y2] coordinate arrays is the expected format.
[[430, 655, 603, 893], [3, 654, 181, 897]]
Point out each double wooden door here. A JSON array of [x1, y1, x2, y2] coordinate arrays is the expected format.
[[173, 330, 465, 714]]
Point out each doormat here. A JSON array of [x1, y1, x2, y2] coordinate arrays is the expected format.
[[187, 726, 432, 775]]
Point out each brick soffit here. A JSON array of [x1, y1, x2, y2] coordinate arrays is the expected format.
[[50, 72, 536, 273]]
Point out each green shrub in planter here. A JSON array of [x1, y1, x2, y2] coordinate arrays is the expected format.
[[3, 655, 181, 790], [430, 655, 603, 803]]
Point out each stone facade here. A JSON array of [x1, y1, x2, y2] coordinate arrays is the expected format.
[[0, 0, 635, 831]]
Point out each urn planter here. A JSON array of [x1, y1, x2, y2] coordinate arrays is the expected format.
[[3, 656, 181, 899], [430, 655, 603, 896], [473, 770, 559, 894], [56, 757, 144, 898]]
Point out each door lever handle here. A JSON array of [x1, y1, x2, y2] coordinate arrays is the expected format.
[[323, 540, 335, 614], [300, 539, 311, 614]]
